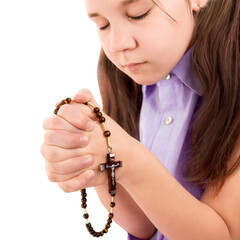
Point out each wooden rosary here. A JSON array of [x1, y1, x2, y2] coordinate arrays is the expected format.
[[54, 98, 123, 238]]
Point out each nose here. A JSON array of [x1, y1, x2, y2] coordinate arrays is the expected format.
[[109, 25, 137, 53]]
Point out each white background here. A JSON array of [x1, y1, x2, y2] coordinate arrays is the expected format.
[[0, 0, 127, 239]]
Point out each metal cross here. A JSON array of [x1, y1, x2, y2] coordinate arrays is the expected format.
[[99, 153, 123, 196]]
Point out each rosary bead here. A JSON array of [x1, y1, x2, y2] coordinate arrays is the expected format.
[[107, 218, 112, 224], [108, 213, 114, 218], [54, 109, 58, 115], [81, 197, 87, 203], [99, 117, 106, 123], [104, 130, 111, 137], [86, 223, 91, 228], [66, 98, 72, 103], [61, 99, 67, 105], [93, 107, 100, 113], [81, 192, 87, 198], [96, 112, 102, 118], [105, 223, 111, 229], [103, 228, 108, 233], [81, 203, 87, 208], [100, 231, 104, 236], [110, 202, 115, 208], [56, 104, 62, 109], [88, 226, 93, 232], [83, 213, 89, 219], [81, 189, 86, 194]]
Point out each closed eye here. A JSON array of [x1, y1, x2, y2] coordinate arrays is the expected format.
[[128, 9, 151, 20], [99, 9, 152, 31]]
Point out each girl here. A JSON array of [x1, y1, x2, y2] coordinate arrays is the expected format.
[[41, 0, 240, 239]]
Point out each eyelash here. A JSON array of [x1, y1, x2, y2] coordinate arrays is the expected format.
[[99, 9, 151, 31]]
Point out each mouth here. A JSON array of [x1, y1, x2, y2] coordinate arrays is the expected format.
[[123, 62, 147, 72]]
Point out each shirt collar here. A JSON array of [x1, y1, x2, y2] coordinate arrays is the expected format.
[[171, 48, 202, 96], [142, 48, 202, 96]]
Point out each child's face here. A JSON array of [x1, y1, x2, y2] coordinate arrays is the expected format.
[[86, 0, 197, 85]]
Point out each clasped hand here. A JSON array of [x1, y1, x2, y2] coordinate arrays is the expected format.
[[41, 89, 129, 192]]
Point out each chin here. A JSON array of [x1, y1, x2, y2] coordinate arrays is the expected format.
[[131, 75, 160, 86]]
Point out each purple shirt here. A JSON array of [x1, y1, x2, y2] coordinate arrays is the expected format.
[[128, 49, 204, 240]]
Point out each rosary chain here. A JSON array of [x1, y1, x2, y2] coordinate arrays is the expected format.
[[54, 98, 116, 237]]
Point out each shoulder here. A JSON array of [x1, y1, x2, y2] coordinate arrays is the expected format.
[[201, 136, 240, 239]]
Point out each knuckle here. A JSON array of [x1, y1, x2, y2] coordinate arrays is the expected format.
[[59, 183, 72, 193], [48, 115, 60, 129], [47, 172, 58, 182], [58, 104, 70, 116], [44, 147, 58, 162]]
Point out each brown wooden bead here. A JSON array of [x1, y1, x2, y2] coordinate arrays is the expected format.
[[99, 117, 106, 123], [110, 202, 115, 208], [81, 189, 86, 194], [86, 223, 91, 228], [105, 223, 111, 229], [66, 98, 72, 103], [61, 99, 67, 105], [81, 192, 87, 198], [108, 213, 114, 218], [83, 213, 89, 219], [104, 130, 111, 137], [87, 226, 93, 232], [57, 103, 62, 109], [54, 109, 58, 115], [103, 228, 108, 233], [96, 112, 102, 118], [87, 226, 93, 231], [100, 232, 104, 236], [81, 197, 87, 203], [81, 203, 87, 208], [107, 218, 112, 224], [93, 107, 100, 113], [96, 232, 101, 237]]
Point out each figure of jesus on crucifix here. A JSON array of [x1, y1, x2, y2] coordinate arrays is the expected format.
[[99, 153, 123, 196]]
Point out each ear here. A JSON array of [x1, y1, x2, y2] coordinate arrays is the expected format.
[[191, 0, 208, 12]]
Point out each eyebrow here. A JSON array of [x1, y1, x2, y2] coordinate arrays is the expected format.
[[122, 0, 140, 6], [88, 0, 140, 18]]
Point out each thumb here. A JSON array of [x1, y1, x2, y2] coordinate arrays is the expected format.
[[74, 88, 100, 108]]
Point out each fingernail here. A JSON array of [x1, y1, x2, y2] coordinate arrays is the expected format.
[[79, 136, 88, 146], [82, 158, 93, 168], [86, 120, 94, 131], [86, 171, 94, 180]]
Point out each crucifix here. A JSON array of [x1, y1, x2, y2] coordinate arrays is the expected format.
[[99, 153, 123, 196]]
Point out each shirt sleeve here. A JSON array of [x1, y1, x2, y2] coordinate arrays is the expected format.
[[128, 231, 159, 240], [128, 233, 140, 240]]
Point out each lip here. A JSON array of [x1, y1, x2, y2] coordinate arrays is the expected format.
[[124, 62, 146, 72]]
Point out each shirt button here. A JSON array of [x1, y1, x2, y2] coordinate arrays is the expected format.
[[164, 74, 171, 80], [165, 116, 173, 125]]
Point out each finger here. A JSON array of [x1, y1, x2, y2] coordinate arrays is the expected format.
[[47, 155, 94, 175], [57, 170, 95, 193], [45, 161, 94, 182], [74, 88, 93, 104], [42, 115, 80, 133], [40, 144, 83, 162], [57, 103, 95, 132], [74, 88, 100, 108], [44, 130, 89, 149]]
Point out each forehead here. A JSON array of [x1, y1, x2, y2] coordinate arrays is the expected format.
[[85, 0, 145, 10]]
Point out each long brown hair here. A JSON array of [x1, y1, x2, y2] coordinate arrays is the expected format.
[[97, 0, 240, 191]]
